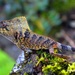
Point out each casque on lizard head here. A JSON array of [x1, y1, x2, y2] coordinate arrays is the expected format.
[[0, 16, 75, 60]]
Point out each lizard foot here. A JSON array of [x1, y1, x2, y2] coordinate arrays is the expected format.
[[49, 47, 70, 60]]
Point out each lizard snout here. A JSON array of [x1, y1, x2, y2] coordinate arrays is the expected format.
[[0, 21, 8, 28], [0, 21, 10, 31]]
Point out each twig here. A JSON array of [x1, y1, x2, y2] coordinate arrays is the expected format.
[[52, 53, 70, 59], [61, 30, 75, 47]]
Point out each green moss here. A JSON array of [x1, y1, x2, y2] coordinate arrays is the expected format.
[[36, 50, 75, 75], [24, 72, 28, 75]]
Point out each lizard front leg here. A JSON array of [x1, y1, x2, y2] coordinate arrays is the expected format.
[[20, 45, 32, 62], [49, 43, 70, 60]]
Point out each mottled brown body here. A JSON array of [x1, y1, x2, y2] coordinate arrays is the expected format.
[[0, 16, 75, 60], [19, 29, 55, 50]]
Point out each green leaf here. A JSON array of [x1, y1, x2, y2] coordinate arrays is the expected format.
[[0, 50, 15, 75]]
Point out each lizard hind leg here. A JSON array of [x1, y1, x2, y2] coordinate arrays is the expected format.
[[49, 43, 70, 60], [20, 45, 32, 61], [49, 42, 58, 54], [49, 47, 70, 60]]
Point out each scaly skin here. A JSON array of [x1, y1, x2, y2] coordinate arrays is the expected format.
[[0, 16, 75, 60], [0, 16, 30, 44]]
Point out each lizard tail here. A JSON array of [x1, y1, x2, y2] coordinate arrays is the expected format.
[[57, 42, 75, 52]]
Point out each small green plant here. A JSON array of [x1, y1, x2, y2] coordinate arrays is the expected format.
[[36, 51, 75, 75]]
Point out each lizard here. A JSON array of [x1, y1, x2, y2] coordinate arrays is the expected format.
[[0, 16, 75, 60]]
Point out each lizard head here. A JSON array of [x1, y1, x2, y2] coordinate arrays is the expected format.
[[0, 16, 30, 43]]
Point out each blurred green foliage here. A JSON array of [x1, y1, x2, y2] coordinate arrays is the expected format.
[[0, 0, 75, 35], [0, 50, 15, 75]]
